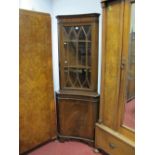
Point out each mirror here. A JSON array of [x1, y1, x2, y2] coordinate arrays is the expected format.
[[123, 3, 135, 130]]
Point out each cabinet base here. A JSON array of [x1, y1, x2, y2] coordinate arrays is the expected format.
[[95, 123, 135, 155], [56, 91, 99, 141], [58, 134, 94, 146]]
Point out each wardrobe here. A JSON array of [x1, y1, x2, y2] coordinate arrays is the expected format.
[[95, 0, 135, 155]]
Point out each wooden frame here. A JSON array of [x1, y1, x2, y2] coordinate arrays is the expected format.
[[117, 0, 135, 140]]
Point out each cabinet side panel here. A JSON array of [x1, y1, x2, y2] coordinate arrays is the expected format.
[[19, 10, 56, 154]]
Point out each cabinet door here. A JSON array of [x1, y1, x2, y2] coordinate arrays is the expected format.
[[62, 25, 92, 90], [122, 2, 135, 130], [117, 0, 135, 138], [98, 0, 135, 137], [57, 14, 99, 92], [19, 9, 56, 154]]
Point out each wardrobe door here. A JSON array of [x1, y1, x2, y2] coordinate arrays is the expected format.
[[19, 9, 56, 154]]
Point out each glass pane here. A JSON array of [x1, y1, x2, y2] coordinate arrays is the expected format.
[[79, 27, 86, 40], [78, 42, 86, 66], [64, 27, 71, 34], [74, 26, 80, 33], [88, 42, 91, 66], [64, 41, 77, 66], [63, 25, 92, 89], [64, 69, 75, 87], [64, 68, 91, 89], [123, 3, 135, 130], [80, 69, 91, 88], [83, 25, 91, 41], [64, 26, 71, 40], [70, 29, 76, 40]]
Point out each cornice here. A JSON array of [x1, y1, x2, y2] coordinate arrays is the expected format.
[[101, 0, 135, 8]]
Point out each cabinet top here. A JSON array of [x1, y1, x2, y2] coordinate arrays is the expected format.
[[19, 9, 50, 17], [56, 13, 100, 19], [101, 0, 135, 3]]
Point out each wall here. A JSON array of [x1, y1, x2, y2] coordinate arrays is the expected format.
[[19, 0, 102, 93]]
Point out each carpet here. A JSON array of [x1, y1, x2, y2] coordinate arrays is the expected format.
[[28, 140, 107, 155], [123, 99, 135, 129]]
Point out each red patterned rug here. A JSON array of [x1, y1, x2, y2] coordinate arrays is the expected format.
[[28, 141, 107, 155]]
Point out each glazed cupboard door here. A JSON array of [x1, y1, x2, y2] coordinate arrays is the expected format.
[[57, 14, 99, 92], [61, 25, 92, 90], [95, 0, 135, 155], [19, 9, 56, 154]]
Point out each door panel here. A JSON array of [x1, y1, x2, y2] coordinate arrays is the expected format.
[[19, 9, 56, 154]]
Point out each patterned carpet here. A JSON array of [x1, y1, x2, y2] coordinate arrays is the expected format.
[[27, 99, 135, 155], [28, 141, 107, 155], [123, 99, 135, 129]]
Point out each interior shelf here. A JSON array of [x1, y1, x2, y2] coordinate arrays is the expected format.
[[64, 40, 91, 43], [64, 65, 91, 69]]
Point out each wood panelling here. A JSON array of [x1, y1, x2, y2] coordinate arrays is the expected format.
[[56, 91, 99, 140], [100, 0, 125, 129], [19, 9, 56, 154]]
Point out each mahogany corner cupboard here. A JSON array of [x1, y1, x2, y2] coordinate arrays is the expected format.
[[56, 13, 100, 142]]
